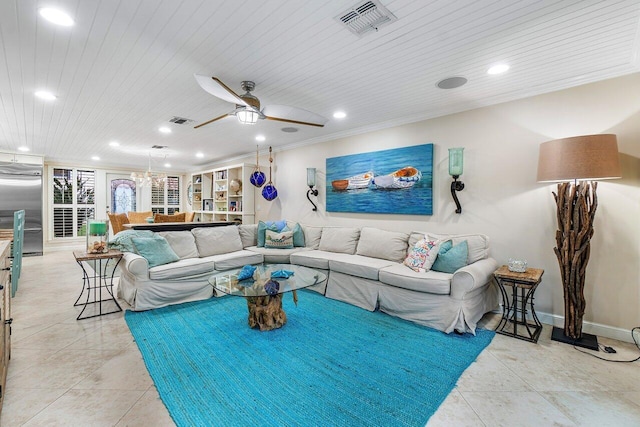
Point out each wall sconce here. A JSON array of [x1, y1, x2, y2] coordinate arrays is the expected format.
[[448, 147, 465, 214], [306, 168, 319, 211]]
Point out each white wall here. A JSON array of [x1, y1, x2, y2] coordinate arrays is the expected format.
[[223, 73, 640, 335]]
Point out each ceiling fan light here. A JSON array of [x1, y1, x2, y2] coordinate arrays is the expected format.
[[237, 109, 259, 125]]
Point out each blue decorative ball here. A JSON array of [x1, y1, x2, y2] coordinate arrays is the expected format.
[[250, 171, 266, 188], [262, 184, 278, 201], [264, 279, 280, 296]]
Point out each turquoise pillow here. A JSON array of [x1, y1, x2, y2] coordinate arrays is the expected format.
[[131, 236, 180, 268], [291, 223, 305, 247], [265, 219, 287, 232], [257, 221, 279, 247], [431, 240, 468, 274], [109, 230, 155, 253]]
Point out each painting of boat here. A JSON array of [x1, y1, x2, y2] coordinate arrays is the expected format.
[[373, 166, 422, 189], [331, 171, 373, 191]]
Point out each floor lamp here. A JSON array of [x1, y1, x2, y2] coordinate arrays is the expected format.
[[536, 134, 621, 350]]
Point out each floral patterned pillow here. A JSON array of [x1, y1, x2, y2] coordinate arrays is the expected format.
[[403, 237, 440, 272]]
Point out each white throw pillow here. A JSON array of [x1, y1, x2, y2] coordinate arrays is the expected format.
[[403, 236, 440, 272]]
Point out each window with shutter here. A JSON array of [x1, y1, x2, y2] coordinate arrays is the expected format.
[[151, 176, 181, 214], [51, 168, 97, 239]]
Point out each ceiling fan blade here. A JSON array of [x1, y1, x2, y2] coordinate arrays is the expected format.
[[194, 113, 231, 129], [262, 104, 328, 127], [194, 74, 250, 107]]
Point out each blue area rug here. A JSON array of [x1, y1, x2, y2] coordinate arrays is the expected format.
[[125, 290, 494, 426]]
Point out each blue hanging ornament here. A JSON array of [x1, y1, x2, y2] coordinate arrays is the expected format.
[[250, 145, 266, 187], [262, 146, 278, 201]]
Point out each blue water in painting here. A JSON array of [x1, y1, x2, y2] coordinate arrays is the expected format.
[[326, 144, 433, 215]]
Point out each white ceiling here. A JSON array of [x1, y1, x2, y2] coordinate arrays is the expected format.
[[0, 0, 639, 172]]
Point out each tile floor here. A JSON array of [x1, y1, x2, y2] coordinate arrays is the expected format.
[[2, 251, 640, 426]]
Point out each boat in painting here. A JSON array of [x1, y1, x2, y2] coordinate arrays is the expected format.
[[331, 171, 373, 191], [373, 166, 421, 189]]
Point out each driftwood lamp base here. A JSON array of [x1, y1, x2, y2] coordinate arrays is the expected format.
[[246, 294, 287, 331], [551, 326, 598, 350]]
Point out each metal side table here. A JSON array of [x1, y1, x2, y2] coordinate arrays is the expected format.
[[493, 265, 544, 343], [73, 249, 123, 320]]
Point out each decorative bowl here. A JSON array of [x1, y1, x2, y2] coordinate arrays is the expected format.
[[508, 259, 527, 273], [145, 217, 154, 223]]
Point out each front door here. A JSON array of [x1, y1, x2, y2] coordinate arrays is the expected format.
[[107, 174, 138, 214]]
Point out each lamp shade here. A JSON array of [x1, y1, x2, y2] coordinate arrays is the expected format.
[[307, 168, 316, 187], [237, 109, 259, 125], [537, 134, 621, 182], [448, 148, 464, 176]]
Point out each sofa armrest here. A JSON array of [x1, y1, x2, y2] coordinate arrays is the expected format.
[[122, 252, 149, 279], [450, 257, 498, 300]]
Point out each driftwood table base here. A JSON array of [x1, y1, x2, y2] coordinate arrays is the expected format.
[[246, 294, 288, 331]]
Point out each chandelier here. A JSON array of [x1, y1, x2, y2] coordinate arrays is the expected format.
[[130, 154, 167, 187]]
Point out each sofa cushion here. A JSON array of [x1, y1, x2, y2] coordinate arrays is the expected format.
[[158, 231, 199, 259], [356, 227, 409, 263], [302, 225, 323, 249], [329, 255, 397, 281], [246, 246, 311, 264], [379, 264, 452, 295], [431, 240, 468, 274], [204, 250, 263, 271], [265, 229, 294, 249], [409, 232, 489, 264], [131, 236, 180, 268], [290, 250, 346, 270], [318, 227, 360, 254], [192, 226, 243, 257], [238, 224, 257, 248], [149, 257, 215, 280]]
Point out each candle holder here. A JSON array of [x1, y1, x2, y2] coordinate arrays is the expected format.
[[86, 219, 109, 254]]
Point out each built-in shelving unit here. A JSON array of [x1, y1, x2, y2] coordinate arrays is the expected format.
[[189, 164, 255, 224]]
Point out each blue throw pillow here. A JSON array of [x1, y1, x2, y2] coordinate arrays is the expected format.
[[291, 222, 305, 247], [257, 221, 279, 247], [431, 240, 468, 274], [265, 219, 287, 232], [109, 230, 155, 253], [131, 236, 180, 268]]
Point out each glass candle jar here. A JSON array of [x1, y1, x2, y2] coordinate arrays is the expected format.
[[86, 219, 109, 254]]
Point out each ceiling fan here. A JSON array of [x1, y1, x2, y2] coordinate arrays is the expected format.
[[193, 74, 328, 129]]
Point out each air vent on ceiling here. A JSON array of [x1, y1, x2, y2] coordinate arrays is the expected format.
[[336, 0, 397, 37], [151, 145, 168, 149], [168, 116, 194, 125]]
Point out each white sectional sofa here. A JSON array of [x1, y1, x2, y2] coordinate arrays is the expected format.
[[116, 223, 498, 334]]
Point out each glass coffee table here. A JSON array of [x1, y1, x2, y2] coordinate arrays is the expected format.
[[208, 264, 327, 331]]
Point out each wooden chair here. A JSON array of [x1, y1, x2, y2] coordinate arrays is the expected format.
[[127, 211, 153, 224], [154, 212, 186, 223], [184, 212, 195, 222], [108, 212, 130, 234]]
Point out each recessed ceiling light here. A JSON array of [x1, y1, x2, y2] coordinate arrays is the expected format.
[[39, 8, 74, 27], [164, 163, 171, 168], [487, 64, 510, 75], [35, 90, 56, 101], [91, 156, 100, 161], [109, 141, 120, 147], [255, 135, 266, 142], [333, 111, 347, 119], [281, 127, 298, 133], [158, 127, 171, 134], [17, 146, 30, 152], [196, 152, 204, 158]]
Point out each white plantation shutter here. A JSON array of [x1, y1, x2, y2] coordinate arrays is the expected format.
[[51, 168, 97, 239], [151, 176, 181, 214]]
